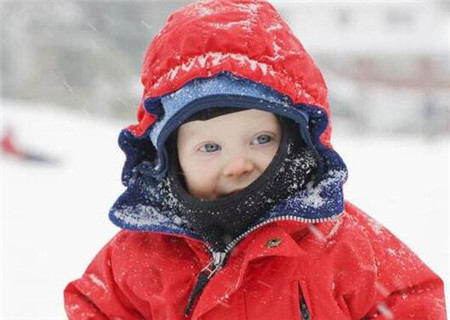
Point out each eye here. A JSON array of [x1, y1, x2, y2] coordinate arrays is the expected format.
[[199, 143, 221, 153], [252, 134, 273, 145]]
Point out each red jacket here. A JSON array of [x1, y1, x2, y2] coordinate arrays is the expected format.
[[65, 1, 446, 318], [65, 202, 446, 319]]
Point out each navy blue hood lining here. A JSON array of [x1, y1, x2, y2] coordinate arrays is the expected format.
[[119, 72, 321, 184]]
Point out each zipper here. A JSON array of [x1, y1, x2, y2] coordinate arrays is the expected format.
[[184, 214, 341, 317], [300, 297, 311, 320], [298, 280, 312, 320], [184, 251, 227, 316]]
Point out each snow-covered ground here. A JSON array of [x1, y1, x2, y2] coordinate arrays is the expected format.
[[2, 100, 449, 318]]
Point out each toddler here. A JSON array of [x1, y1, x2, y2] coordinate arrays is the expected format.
[[64, 1, 446, 319]]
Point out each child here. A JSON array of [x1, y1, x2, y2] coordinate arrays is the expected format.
[[64, 1, 446, 319]]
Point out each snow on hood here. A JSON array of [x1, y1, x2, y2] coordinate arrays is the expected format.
[[109, 0, 348, 237]]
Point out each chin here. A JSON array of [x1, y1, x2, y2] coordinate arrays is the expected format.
[[191, 191, 217, 201]]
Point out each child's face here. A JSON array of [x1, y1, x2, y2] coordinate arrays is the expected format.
[[177, 109, 281, 200]]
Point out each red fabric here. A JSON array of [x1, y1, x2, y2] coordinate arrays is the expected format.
[[65, 1, 446, 318], [1, 133, 22, 157], [64, 202, 446, 319], [131, 0, 332, 147]]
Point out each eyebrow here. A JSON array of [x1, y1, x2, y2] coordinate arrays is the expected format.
[[178, 116, 281, 144], [178, 126, 217, 147], [183, 122, 221, 135]]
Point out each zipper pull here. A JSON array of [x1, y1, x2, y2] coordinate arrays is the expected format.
[[185, 252, 226, 317]]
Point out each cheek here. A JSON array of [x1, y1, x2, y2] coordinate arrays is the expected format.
[[180, 159, 219, 198], [257, 145, 279, 171]]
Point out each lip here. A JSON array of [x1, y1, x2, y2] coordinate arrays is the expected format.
[[217, 189, 243, 198], [225, 189, 243, 196]]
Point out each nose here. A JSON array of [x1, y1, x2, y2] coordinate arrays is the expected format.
[[223, 156, 256, 178]]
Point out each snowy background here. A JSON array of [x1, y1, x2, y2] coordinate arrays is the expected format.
[[1, 0, 449, 318], [2, 100, 448, 318]]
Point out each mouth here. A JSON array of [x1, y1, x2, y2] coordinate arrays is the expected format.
[[223, 189, 243, 197]]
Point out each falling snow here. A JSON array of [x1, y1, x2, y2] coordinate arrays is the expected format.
[[2, 101, 448, 317], [88, 274, 107, 291], [376, 302, 394, 319]]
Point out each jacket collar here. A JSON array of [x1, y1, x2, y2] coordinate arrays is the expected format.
[[185, 217, 344, 319], [109, 167, 347, 243]]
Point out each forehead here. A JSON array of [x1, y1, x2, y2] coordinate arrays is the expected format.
[[178, 109, 280, 138]]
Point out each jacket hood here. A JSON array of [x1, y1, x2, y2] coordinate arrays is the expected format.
[[109, 0, 347, 240], [129, 0, 332, 142]]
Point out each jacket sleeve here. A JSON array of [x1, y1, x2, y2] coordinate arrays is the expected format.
[[346, 203, 447, 319], [362, 276, 446, 320], [64, 232, 147, 319]]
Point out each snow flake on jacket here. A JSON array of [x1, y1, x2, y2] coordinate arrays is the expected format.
[[64, 0, 447, 319]]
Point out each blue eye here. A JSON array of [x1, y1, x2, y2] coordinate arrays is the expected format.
[[253, 134, 272, 145], [200, 143, 221, 153]]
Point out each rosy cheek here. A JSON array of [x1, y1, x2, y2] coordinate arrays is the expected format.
[[184, 165, 218, 199], [256, 147, 278, 171]]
